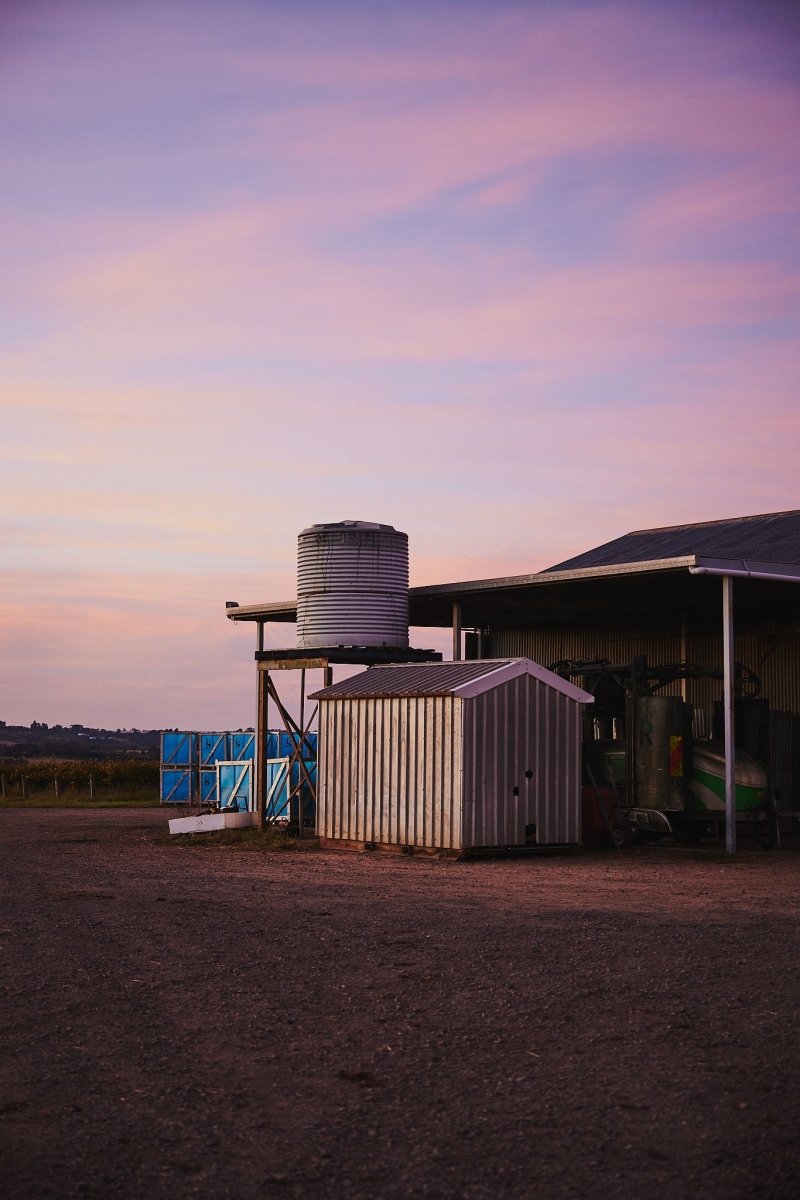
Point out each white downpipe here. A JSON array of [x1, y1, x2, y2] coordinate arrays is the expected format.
[[722, 575, 736, 854], [690, 565, 798, 584]]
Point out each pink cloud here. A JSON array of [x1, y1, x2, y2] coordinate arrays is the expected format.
[[630, 169, 799, 244]]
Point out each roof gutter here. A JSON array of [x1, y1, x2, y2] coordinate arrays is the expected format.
[[689, 558, 800, 584]]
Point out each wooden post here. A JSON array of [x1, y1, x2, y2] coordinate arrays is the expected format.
[[89, 775, 94, 800], [255, 621, 265, 825], [257, 666, 269, 830], [21, 776, 26, 801], [722, 575, 736, 854]]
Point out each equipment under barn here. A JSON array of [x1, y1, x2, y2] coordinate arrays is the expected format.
[[309, 659, 593, 854]]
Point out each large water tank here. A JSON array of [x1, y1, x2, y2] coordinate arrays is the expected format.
[[297, 521, 409, 649]]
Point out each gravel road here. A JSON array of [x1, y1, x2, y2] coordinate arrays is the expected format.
[[1, 807, 798, 1200]]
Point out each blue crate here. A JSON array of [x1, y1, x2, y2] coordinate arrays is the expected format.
[[258, 757, 316, 822], [217, 761, 253, 812], [272, 731, 317, 760], [291, 759, 317, 792], [160, 767, 196, 804], [199, 732, 228, 767], [229, 731, 255, 761], [263, 758, 290, 820], [161, 732, 197, 767], [199, 768, 217, 805]]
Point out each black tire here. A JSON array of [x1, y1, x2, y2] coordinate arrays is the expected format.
[[611, 823, 632, 849]]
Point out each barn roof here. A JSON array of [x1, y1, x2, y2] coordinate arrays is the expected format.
[[309, 659, 594, 703], [547, 509, 800, 571]]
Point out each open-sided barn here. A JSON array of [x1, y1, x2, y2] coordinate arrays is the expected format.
[[226, 509, 800, 846]]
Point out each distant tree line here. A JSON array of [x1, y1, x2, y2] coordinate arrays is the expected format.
[[0, 723, 160, 760]]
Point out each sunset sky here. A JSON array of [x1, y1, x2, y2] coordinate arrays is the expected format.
[[2, 0, 799, 730]]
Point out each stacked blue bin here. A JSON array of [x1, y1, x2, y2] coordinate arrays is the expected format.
[[160, 732, 198, 804], [199, 733, 229, 805], [262, 732, 318, 822], [160, 729, 315, 811]]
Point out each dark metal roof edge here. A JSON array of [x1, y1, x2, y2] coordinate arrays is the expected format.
[[226, 600, 297, 622], [224, 557, 701, 622], [626, 508, 800, 538]]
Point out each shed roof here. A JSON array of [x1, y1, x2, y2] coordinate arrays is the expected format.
[[548, 509, 800, 571], [309, 659, 594, 704]]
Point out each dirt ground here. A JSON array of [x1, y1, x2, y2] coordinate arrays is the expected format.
[[1, 808, 798, 1200]]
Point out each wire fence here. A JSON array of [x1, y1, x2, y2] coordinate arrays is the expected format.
[[0, 759, 159, 803]]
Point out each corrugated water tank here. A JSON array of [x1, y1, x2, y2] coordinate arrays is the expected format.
[[296, 520, 409, 649]]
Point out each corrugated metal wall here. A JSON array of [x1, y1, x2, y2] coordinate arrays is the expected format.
[[461, 675, 581, 847], [491, 625, 683, 675], [317, 695, 463, 848]]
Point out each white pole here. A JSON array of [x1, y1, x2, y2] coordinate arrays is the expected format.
[[722, 575, 736, 854]]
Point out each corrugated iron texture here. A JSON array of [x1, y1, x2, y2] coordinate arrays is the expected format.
[[492, 623, 800, 807], [770, 713, 800, 813], [461, 674, 581, 847], [491, 626, 683, 677], [317, 676, 585, 850], [317, 695, 462, 848], [297, 523, 409, 649], [312, 660, 514, 700]]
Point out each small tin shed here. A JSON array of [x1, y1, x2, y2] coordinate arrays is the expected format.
[[310, 659, 594, 854]]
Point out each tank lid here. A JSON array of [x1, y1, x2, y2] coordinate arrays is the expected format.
[[299, 520, 401, 535]]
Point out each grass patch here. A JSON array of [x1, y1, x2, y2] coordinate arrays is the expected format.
[[166, 825, 320, 852], [0, 793, 158, 809]]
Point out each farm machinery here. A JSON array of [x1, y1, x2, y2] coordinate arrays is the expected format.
[[550, 656, 776, 847]]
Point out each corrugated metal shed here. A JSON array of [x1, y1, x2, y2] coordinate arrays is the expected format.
[[312, 659, 593, 854]]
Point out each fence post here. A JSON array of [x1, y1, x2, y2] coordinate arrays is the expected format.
[[1, 775, 5, 799], [21, 776, 27, 800], [54, 777, 59, 798], [89, 775, 94, 800]]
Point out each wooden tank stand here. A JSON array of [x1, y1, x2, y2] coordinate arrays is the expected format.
[[254, 646, 442, 835]]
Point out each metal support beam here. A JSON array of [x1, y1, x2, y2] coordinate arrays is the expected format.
[[722, 575, 736, 854], [452, 601, 462, 661]]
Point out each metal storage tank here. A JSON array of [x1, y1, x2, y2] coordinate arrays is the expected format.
[[633, 695, 692, 811], [310, 659, 594, 853], [296, 520, 409, 649]]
